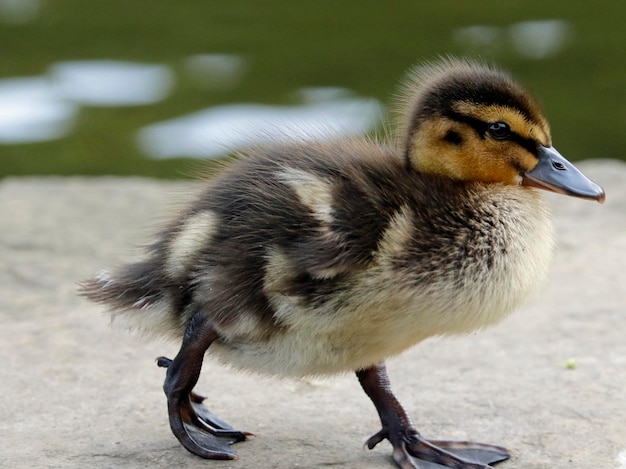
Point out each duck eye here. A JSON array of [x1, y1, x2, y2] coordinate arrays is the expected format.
[[487, 122, 511, 140]]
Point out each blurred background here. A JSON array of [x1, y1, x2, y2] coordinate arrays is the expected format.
[[0, 0, 624, 179]]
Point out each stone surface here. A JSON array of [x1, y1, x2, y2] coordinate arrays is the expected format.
[[1, 161, 625, 468]]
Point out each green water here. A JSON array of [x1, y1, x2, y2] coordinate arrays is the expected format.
[[0, 0, 624, 178]]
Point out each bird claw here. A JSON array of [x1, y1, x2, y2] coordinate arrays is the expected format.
[[364, 428, 388, 449], [156, 356, 173, 368]]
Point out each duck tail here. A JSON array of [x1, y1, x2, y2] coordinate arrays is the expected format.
[[79, 259, 181, 339]]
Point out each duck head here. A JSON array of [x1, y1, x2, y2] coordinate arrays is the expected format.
[[396, 58, 605, 203]]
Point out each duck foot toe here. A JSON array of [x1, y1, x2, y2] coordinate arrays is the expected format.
[[424, 439, 510, 467], [367, 431, 510, 469]]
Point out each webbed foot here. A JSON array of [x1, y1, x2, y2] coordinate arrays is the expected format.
[[156, 313, 250, 459], [357, 363, 510, 469], [366, 429, 509, 468]]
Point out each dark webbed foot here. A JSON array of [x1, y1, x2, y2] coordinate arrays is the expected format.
[[357, 363, 510, 469], [157, 314, 250, 459], [367, 432, 509, 469]]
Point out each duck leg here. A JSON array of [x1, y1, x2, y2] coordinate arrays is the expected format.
[[156, 311, 249, 459], [356, 363, 510, 469]]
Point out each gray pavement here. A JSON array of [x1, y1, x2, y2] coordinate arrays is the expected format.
[[1, 161, 625, 468]]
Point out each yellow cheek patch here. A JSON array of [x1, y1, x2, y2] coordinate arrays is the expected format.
[[456, 138, 523, 185], [408, 118, 467, 179], [517, 149, 540, 173], [453, 102, 551, 146], [408, 116, 537, 185]]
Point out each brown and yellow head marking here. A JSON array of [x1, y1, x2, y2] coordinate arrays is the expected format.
[[395, 58, 552, 185]]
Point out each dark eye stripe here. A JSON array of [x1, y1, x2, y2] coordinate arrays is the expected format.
[[446, 111, 539, 156], [509, 133, 538, 155], [446, 111, 488, 138]]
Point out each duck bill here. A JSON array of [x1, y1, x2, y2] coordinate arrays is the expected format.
[[522, 145, 605, 203]]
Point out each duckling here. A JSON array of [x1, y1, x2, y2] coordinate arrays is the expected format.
[[80, 58, 605, 469]]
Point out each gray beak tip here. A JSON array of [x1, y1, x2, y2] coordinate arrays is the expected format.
[[523, 146, 606, 204]]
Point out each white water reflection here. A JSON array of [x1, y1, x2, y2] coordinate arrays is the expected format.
[[0, 0, 39, 24], [0, 77, 77, 143], [294, 87, 356, 103], [0, 60, 175, 144], [509, 20, 571, 59], [49, 60, 174, 106], [452, 25, 501, 53], [453, 19, 572, 60], [0, 58, 380, 150], [137, 95, 383, 159], [184, 54, 247, 90]]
